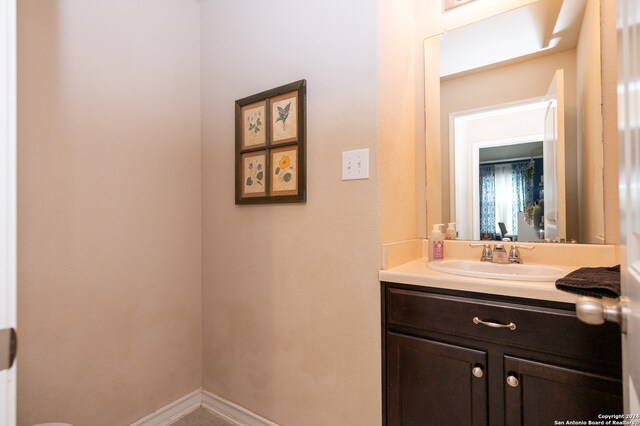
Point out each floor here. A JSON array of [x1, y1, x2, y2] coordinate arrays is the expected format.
[[170, 407, 237, 426]]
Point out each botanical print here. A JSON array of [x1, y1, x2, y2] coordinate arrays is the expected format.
[[271, 147, 297, 193], [242, 152, 266, 195], [242, 102, 266, 148], [271, 92, 297, 143]]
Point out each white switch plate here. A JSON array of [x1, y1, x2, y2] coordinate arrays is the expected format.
[[342, 149, 369, 180]]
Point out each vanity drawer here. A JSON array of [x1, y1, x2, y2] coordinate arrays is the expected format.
[[385, 286, 621, 366]]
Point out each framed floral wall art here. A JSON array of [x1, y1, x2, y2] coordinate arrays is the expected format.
[[241, 100, 266, 149], [235, 80, 306, 204], [240, 151, 267, 197], [271, 92, 298, 145], [270, 146, 298, 196]]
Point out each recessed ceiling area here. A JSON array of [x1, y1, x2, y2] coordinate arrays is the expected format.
[[442, 0, 478, 12], [440, 0, 587, 77], [479, 141, 543, 163]]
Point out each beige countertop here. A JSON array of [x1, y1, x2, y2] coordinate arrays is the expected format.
[[380, 239, 620, 304], [379, 257, 582, 304]]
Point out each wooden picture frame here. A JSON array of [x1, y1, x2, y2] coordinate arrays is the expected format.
[[235, 80, 306, 204]]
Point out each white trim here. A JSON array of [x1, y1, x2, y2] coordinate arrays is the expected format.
[[129, 389, 279, 426], [130, 389, 202, 426], [202, 390, 279, 426]]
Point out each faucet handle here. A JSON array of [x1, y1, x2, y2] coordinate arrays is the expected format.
[[508, 244, 534, 264], [470, 243, 493, 262]]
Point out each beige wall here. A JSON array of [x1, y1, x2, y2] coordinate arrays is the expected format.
[[576, 0, 605, 244], [438, 49, 579, 240], [601, 0, 620, 245], [17, 1, 202, 425], [379, 0, 418, 243], [200, 1, 384, 425], [414, 0, 445, 239]]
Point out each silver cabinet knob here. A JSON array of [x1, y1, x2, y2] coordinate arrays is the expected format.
[[507, 375, 519, 387], [472, 367, 484, 378]]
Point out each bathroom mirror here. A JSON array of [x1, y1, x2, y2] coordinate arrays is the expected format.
[[425, 0, 616, 244]]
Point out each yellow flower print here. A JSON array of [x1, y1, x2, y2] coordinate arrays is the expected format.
[[279, 155, 291, 170]]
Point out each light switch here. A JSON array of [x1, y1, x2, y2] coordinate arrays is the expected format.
[[342, 149, 369, 180]]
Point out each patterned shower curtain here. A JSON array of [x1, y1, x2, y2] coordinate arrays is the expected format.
[[511, 161, 535, 233], [479, 165, 495, 238], [479, 160, 534, 239]]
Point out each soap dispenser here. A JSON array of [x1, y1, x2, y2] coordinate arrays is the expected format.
[[428, 224, 445, 261], [445, 223, 457, 240]]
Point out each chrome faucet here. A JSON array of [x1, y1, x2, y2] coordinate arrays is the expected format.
[[470, 243, 535, 264], [469, 243, 493, 262], [508, 244, 535, 264], [492, 244, 509, 264]]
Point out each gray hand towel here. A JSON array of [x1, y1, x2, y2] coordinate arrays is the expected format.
[[555, 265, 621, 299]]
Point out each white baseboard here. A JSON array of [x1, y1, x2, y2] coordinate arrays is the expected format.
[[202, 390, 278, 426], [130, 389, 202, 426], [130, 388, 278, 426]]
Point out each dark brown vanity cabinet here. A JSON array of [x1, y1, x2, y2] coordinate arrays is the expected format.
[[386, 333, 488, 426], [382, 283, 623, 426]]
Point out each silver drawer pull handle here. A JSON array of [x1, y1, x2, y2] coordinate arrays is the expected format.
[[507, 375, 519, 387], [473, 316, 517, 330]]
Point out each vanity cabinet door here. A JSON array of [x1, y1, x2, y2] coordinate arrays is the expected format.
[[386, 333, 488, 426], [503, 355, 622, 425]]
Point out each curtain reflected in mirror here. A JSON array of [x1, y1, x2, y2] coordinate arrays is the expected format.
[[478, 147, 543, 241]]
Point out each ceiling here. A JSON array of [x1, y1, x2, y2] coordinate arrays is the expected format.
[[479, 141, 543, 163], [440, 0, 587, 77]]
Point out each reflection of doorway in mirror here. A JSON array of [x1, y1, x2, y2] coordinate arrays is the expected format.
[[478, 144, 543, 242], [450, 99, 548, 241]]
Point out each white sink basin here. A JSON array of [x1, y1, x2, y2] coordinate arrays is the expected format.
[[427, 259, 570, 282]]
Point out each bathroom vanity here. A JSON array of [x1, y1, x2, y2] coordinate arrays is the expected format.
[[380, 265, 622, 426], [382, 282, 622, 425]]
